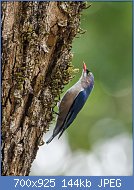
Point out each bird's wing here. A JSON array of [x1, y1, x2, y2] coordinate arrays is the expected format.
[[58, 90, 87, 138], [55, 87, 81, 130]]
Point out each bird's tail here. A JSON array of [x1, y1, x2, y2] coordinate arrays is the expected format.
[[46, 135, 54, 144], [58, 128, 65, 139]]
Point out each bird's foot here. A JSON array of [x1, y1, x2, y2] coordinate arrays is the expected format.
[[52, 110, 59, 116]]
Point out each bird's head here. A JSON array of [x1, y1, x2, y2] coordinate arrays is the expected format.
[[81, 62, 94, 88]]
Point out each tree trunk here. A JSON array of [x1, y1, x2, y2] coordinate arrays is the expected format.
[[2, 1, 87, 176]]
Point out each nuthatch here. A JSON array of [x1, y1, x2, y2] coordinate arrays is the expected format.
[[46, 62, 94, 144]]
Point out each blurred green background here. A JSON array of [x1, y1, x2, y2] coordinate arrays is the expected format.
[[63, 2, 132, 150]]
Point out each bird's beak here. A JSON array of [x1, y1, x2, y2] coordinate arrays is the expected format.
[[83, 62, 87, 72]]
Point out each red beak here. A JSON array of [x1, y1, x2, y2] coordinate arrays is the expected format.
[[83, 62, 87, 72]]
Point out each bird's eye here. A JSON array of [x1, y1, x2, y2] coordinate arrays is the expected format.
[[86, 69, 91, 75], [86, 69, 89, 74]]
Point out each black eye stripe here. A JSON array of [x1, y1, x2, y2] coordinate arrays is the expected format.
[[86, 69, 90, 74]]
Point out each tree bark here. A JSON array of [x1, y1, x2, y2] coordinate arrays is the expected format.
[[2, 1, 87, 176]]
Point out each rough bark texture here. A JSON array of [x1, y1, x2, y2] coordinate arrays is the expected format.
[[2, 1, 87, 176]]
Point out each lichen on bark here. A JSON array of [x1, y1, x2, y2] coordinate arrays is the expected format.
[[2, 1, 88, 176]]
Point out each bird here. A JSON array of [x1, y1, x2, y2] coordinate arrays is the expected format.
[[46, 62, 94, 144]]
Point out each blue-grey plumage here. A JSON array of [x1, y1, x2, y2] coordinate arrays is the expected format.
[[46, 63, 94, 144]]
